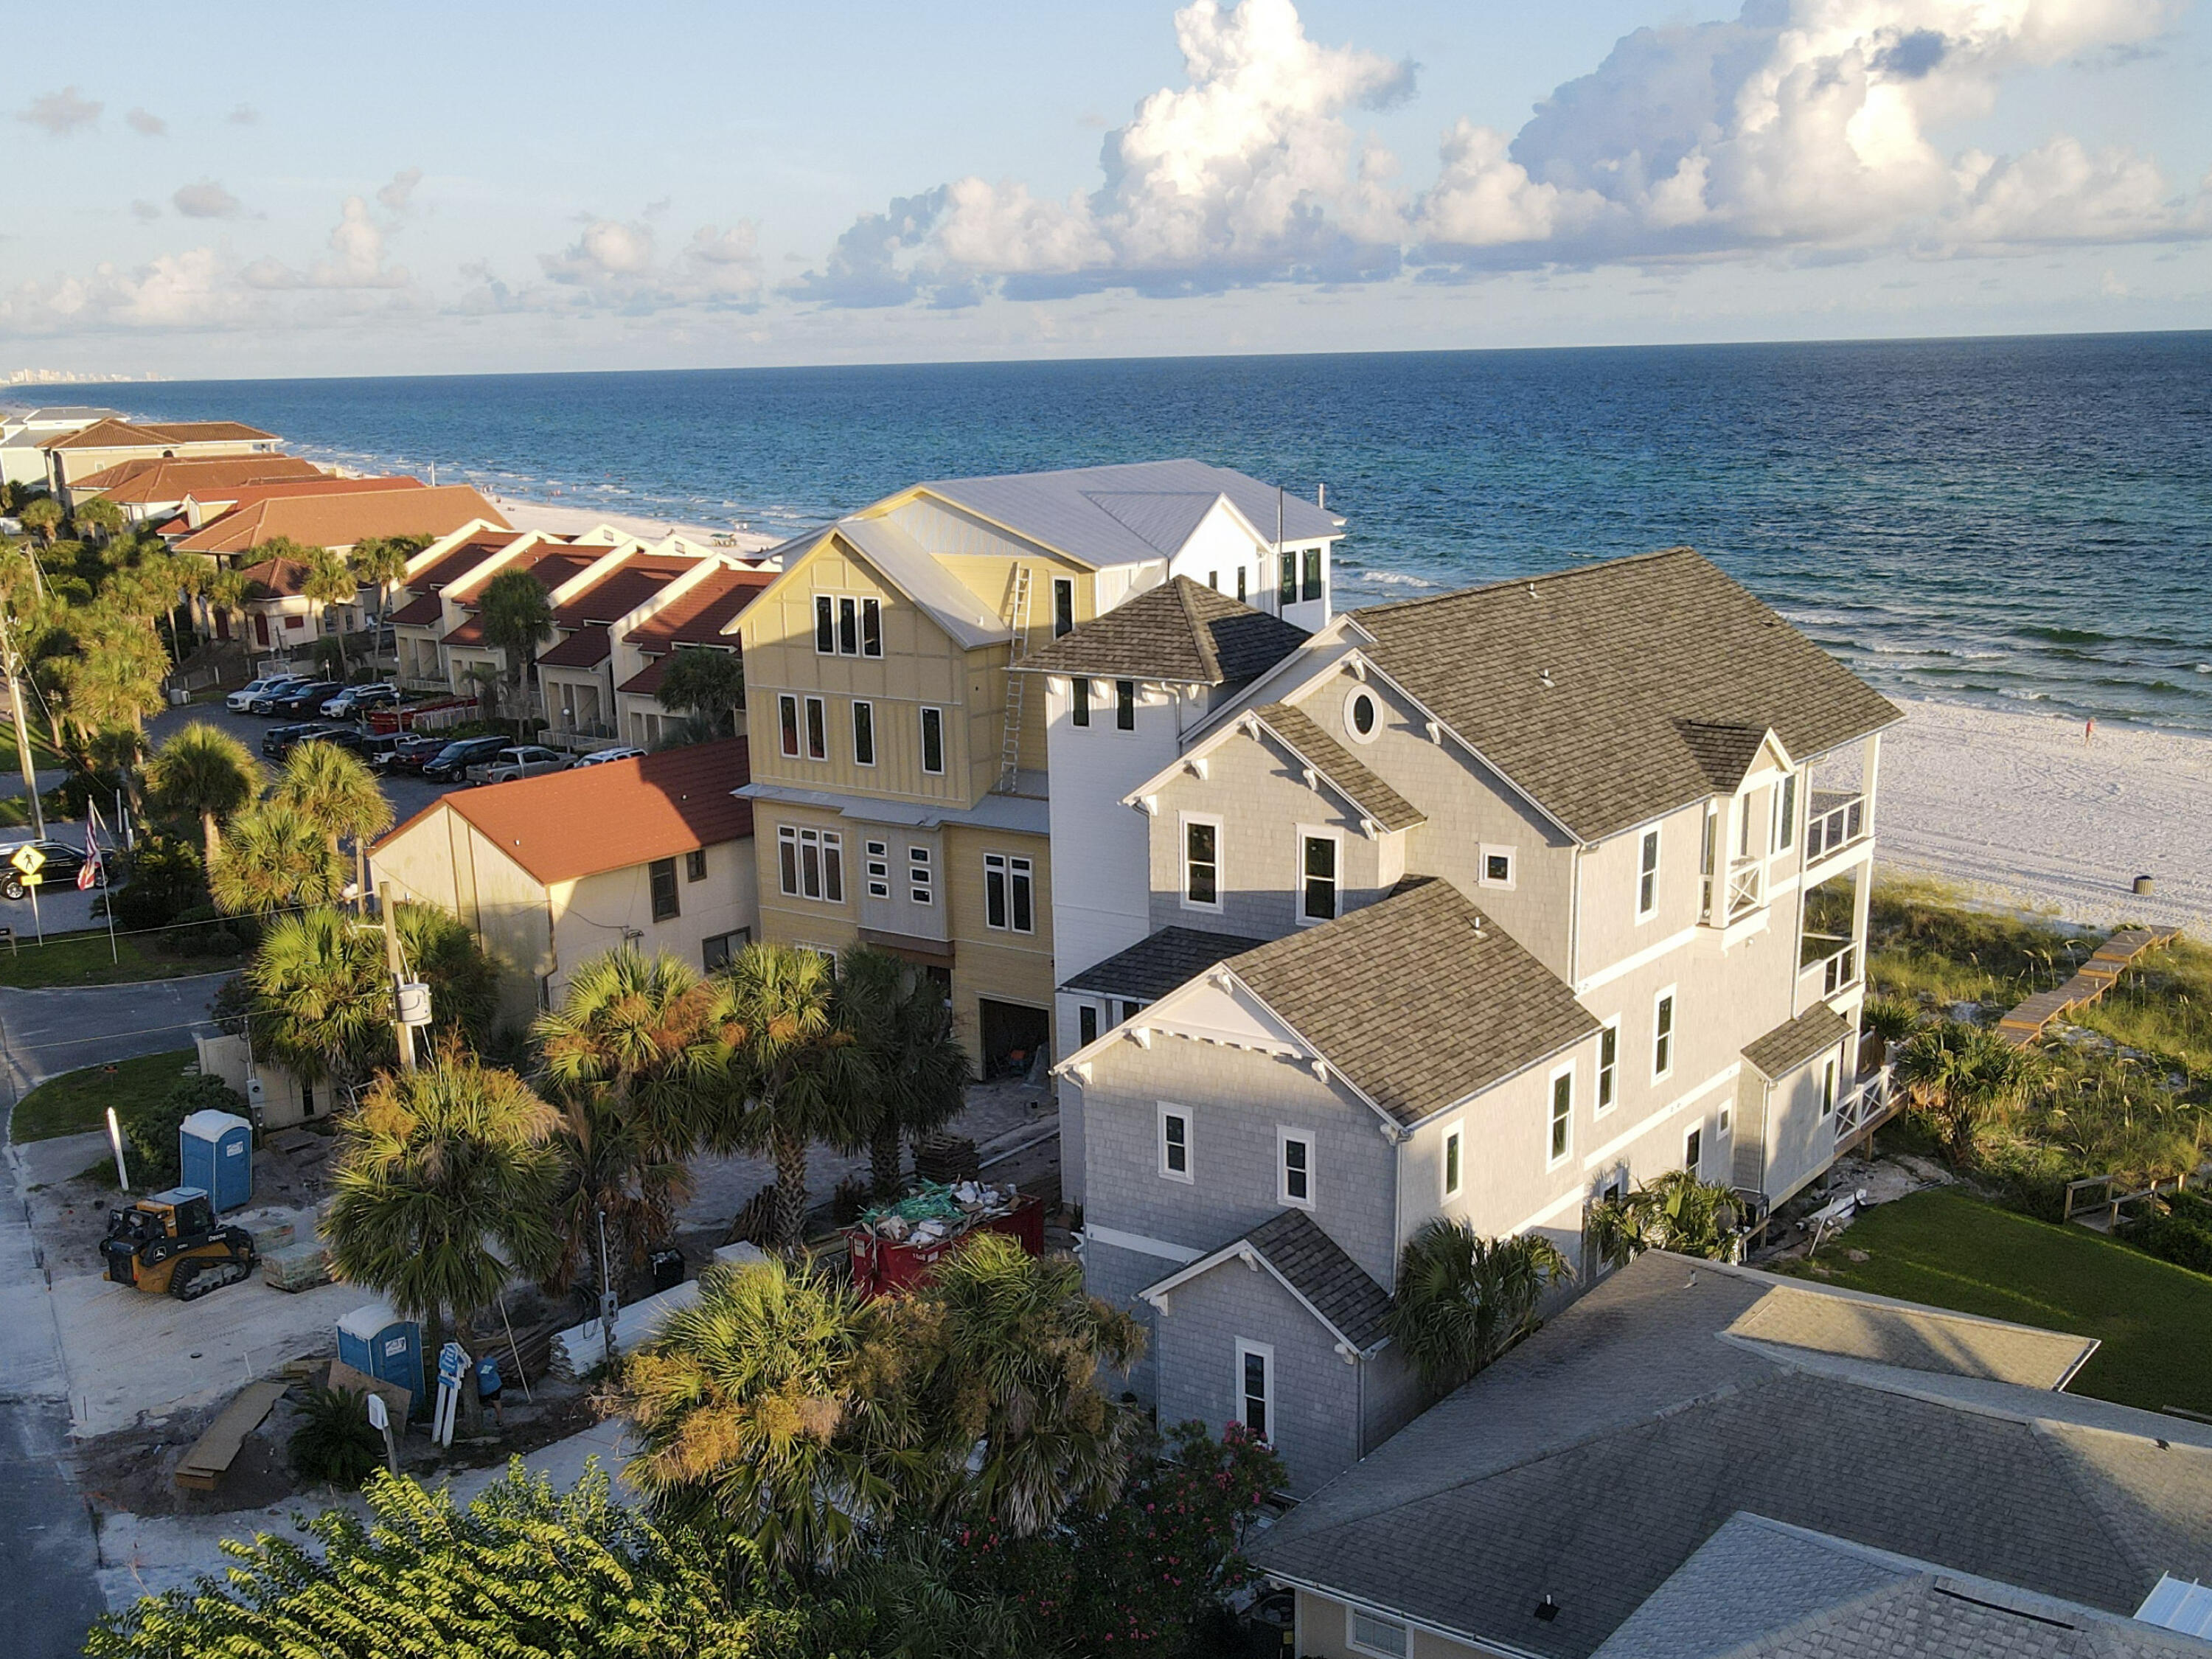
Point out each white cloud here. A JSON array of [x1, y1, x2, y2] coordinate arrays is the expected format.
[[125, 107, 166, 138], [243, 195, 411, 290], [19, 87, 101, 136], [173, 179, 243, 220], [131, 200, 161, 222], [377, 167, 423, 215], [534, 215, 765, 310], [226, 103, 258, 125]]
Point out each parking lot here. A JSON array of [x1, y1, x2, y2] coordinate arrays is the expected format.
[[147, 690, 472, 828]]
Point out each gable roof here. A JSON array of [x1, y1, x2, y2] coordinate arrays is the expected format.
[[237, 555, 314, 599], [1349, 549, 1899, 843], [1144, 1209, 1392, 1353], [175, 484, 508, 554], [378, 737, 751, 886], [914, 459, 1342, 568], [1248, 700, 1425, 832], [1742, 1004, 1854, 1082], [1226, 880, 1596, 1127], [72, 454, 327, 500], [48, 417, 276, 449], [627, 563, 776, 650], [1020, 575, 1309, 686], [550, 554, 697, 627], [822, 518, 1009, 650], [1062, 925, 1271, 1004], [1253, 1252, 2212, 1659], [538, 623, 611, 669]]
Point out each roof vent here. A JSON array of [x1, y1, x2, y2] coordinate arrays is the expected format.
[[1535, 1596, 1559, 1623], [1538, 668, 1554, 689], [1526, 581, 1537, 598]]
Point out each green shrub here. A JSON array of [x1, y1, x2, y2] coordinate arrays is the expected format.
[[122, 1074, 250, 1184], [2121, 1206, 2212, 1276], [157, 904, 248, 958], [108, 835, 209, 932], [288, 1385, 384, 1488], [2167, 1187, 2212, 1227]]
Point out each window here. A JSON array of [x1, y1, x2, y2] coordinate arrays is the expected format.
[[649, 858, 680, 922], [700, 928, 748, 973], [1820, 1055, 1838, 1117], [1774, 771, 1797, 853], [1684, 1124, 1703, 1173], [778, 694, 800, 759], [1347, 1610, 1409, 1659], [1653, 988, 1676, 1081], [1183, 816, 1220, 909], [1301, 546, 1321, 602], [1638, 828, 1660, 919], [1159, 1105, 1192, 1181], [1479, 843, 1516, 890], [804, 695, 827, 761], [1237, 1340, 1272, 1441], [776, 826, 844, 903], [1078, 1004, 1099, 1046], [1548, 1064, 1573, 1165], [1053, 577, 1074, 638], [1279, 549, 1296, 605], [1442, 1124, 1463, 1198], [861, 597, 883, 658], [1236, 566, 1247, 603], [919, 706, 945, 775], [1115, 679, 1135, 731], [1300, 832, 1338, 922], [984, 853, 1034, 933], [1345, 687, 1380, 743], [1597, 1020, 1619, 1112], [1279, 1128, 1314, 1208], [1719, 1099, 1732, 1137], [1070, 678, 1090, 728], [686, 848, 708, 882], [852, 700, 875, 766], [814, 595, 835, 655], [908, 845, 933, 905], [865, 839, 890, 900]]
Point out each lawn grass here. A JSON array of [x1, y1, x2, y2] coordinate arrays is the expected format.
[[1775, 1186, 2212, 1416], [10, 1047, 198, 1142], [0, 928, 242, 988]]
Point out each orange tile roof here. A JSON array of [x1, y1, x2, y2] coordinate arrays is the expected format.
[[49, 417, 277, 449], [446, 543, 599, 602], [538, 623, 611, 668], [74, 454, 326, 499], [379, 737, 752, 885], [550, 554, 697, 627], [173, 484, 508, 554], [626, 564, 776, 647], [237, 555, 317, 599], [190, 476, 423, 512]]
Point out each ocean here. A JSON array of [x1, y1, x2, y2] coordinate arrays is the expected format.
[[108, 332, 2212, 732]]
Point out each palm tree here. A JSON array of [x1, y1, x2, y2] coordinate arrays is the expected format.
[[840, 945, 973, 1199], [704, 943, 877, 1251], [1383, 1220, 1570, 1399], [18, 498, 60, 547], [1893, 1020, 2039, 1166], [619, 1256, 908, 1577], [905, 1233, 1144, 1537], [655, 647, 745, 737], [324, 1048, 566, 1368], [209, 799, 348, 914], [299, 546, 360, 672], [348, 536, 413, 648], [248, 907, 392, 1112], [274, 738, 393, 901], [205, 564, 248, 643], [1586, 1169, 1743, 1268], [73, 496, 126, 545], [532, 948, 726, 1289], [479, 568, 553, 716], [144, 721, 260, 868], [1859, 994, 1918, 1071]]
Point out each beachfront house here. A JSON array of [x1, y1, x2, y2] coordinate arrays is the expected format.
[[0, 406, 122, 488], [369, 738, 757, 1025], [67, 454, 331, 525], [1046, 548, 1898, 1493], [732, 459, 1343, 1077], [611, 562, 777, 750], [43, 417, 282, 505]]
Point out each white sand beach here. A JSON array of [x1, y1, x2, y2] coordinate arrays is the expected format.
[[1879, 699, 2212, 933], [486, 493, 785, 556]]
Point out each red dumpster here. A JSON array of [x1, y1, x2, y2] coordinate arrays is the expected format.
[[846, 1191, 1044, 1299]]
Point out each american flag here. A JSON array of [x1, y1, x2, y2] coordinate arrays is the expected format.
[[77, 824, 101, 891]]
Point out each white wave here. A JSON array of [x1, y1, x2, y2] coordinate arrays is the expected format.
[[1997, 688, 2048, 702], [1351, 568, 1441, 589]]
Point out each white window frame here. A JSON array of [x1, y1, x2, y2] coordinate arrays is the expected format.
[[1773, 770, 1797, 854], [1441, 1121, 1464, 1200], [1346, 1608, 1410, 1659], [1684, 1122, 1704, 1175], [1478, 841, 1517, 891], [1343, 685, 1382, 745], [1051, 576, 1074, 638], [851, 699, 875, 768], [863, 838, 890, 900], [1114, 678, 1137, 732], [1719, 1098, 1733, 1138], [1277, 1127, 1315, 1210], [1180, 812, 1223, 912], [1652, 986, 1677, 1083], [908, 844, 933, 906], [1234, 1338, 1273, 1442], [860, 595, 883, 658], [1547, 1060, 1575, 1169], [919, 706, 945, 776], [982, 851, 1035, 934], [1637, 827, 1661, 921], [1158, 1103, 1192, 1183], [776, 825, 844, 904], [1820, 1054, 1839, 1118], [1296, 824, 1341, 925], [1077, 1002, 1099, 1047], [1070, 677, 1091, 728], [813, 594, 835, 656], [1596, 1018, 1621, 1113], [777, 693, 800, 759], [803, 694, 828, 762]]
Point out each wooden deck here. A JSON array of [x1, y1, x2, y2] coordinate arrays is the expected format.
[[1995, 927, 2178, 1048]]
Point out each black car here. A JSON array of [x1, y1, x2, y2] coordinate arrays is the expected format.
[[321, 683, 400, 719], [0, 838, 106, 900], [421, 735, 508, 783], [372, 732, 448, 773], [247, 678, 330, 715], [262, 720, 326, 757], [268, 681, 345, 718]]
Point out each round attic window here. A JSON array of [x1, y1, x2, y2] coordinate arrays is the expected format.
[[1345, 687, 1380, 743]]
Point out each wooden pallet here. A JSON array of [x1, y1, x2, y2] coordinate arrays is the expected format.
[[175, 1380, 288, 1491], [1996, 927, 2178, 1048]]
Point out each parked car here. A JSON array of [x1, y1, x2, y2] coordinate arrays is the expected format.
[[421, 735, 509, 783], [0, 838, 107, 900], [375, 732, 451, 773], [263, 722, 364, 759], [266, 681, 346, 718], [321, 682, 400, 719], [473, 745, 570, 785], [247, 678, 329, 714], [569, 745, 647, 768], [228, 674, 308, 713]]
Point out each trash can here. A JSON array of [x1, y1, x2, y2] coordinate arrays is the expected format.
[[178, 1110, 254, 1213], [337, 1304, 425, 1412], [648, 1245, 686, 1293]]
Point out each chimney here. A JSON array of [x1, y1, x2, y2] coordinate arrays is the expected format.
[[1316, 482, 1326, 509]]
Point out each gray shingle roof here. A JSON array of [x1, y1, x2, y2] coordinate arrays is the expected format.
[[1227, 879, 1597, 1127], [1724, 1283, 2093, 1388], [1062, 925, 1270, 1004], [1677, 720, 1774, 793], [1351, 549, 1900, 844], [1742, 1004, 1854, 1081], [918, 459, 1343, 568], [1245, 1209, 1393, 1350], [1248, 701, 1425, 832], [1253, 1253, 2212, 1659], [1019, 576, 1309, 685]]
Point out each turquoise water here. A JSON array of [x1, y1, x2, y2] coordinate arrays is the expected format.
[[114, 333, 2212, 731]]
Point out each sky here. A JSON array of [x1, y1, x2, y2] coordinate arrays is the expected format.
[[5, 0, 2208, 380]]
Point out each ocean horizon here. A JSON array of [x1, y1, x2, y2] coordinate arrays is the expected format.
[[96, 331, 2212, 734]]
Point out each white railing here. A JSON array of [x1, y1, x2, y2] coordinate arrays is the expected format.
[[1834, 1065, 1893, 1141], [1725, 855, 1767, 920], [1805, 791, 1866, 862], [1803, 934, 1860, 997]]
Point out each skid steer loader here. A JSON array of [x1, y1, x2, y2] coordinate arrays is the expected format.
[[100, 1187, 257, 1301]]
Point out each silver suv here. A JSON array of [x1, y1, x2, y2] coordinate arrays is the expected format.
[[471, 745, 570, 785]]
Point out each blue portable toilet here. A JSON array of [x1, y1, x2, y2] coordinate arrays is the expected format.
[[337, 1303, 425, 1412], [178, 1110, 254, 1212]]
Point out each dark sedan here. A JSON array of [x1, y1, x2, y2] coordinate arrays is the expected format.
[[263, 722, 366, 759], [420, 735, 508, 783], [0, 838, 107, 900], [267, 681, 346, 718], [373, 732, 449, 773]]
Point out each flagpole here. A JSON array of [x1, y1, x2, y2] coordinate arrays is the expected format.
[[88, 802, 116, 964]]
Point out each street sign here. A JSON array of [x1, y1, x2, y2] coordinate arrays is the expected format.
[[9, 844, 44, 876], [16, 872, 39, 888], [366, 1393, 389, 1432]]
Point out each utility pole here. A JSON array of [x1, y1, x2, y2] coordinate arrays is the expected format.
[[0, 603, 46, 839], [380, 886, 416, 1071]]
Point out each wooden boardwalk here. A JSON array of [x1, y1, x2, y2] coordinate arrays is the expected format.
[[1996, 927, 2179, 1048]]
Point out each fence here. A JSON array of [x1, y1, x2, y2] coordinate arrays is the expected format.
[[2062, 1166, 2203, 1232]]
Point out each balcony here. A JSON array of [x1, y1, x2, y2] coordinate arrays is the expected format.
[[1834, 1065, 1895, 1148], [1803, 933, 1860, 998], [1804, 790, 1866, 863]]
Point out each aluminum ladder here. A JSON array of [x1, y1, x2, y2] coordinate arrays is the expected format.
[[995, 564, 1033, 793]]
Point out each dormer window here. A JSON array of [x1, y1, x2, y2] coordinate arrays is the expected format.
[[1345, 687, 1380, 743]]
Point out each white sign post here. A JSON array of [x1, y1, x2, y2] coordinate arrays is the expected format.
[[432, 1341, 468, 1449], [366, 1390, 399, 1476], [104, 1106, 129, 1192]]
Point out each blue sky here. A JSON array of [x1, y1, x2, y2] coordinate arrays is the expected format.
[[6, 0, 2208, 378]]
